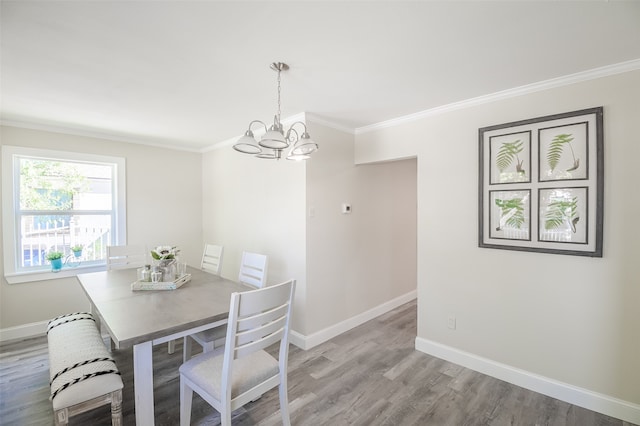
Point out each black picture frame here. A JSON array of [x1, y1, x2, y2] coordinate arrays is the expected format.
[[479, 107, 603, 257]]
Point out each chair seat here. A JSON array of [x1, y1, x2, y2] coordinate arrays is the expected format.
[[179, 349, 278, 401], [191, 325, 226, 345], [180, 279, 295, 426]]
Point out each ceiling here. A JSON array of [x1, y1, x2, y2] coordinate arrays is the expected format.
[[2, 1, 640, 152]]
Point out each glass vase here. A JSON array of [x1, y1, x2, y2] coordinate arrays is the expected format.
[[155, 258, 176, 281]]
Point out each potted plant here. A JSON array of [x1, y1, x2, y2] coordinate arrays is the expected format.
[[70, 245, 83, 257], [46, 251, 64, 272], [151, 245, 180, 281]]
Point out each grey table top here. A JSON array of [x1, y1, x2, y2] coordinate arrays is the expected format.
[[77, 267, 250, 349]]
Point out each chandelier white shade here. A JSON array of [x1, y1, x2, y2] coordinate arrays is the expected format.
[[233, 62, 318, 161]]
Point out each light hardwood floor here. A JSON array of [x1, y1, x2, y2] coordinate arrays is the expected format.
[[1, 300, 636, 425]]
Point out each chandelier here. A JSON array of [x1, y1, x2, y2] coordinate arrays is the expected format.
[[233, 62, 318, 161]]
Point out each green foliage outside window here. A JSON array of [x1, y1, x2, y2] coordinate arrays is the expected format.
[[20, 159, 89, 213]]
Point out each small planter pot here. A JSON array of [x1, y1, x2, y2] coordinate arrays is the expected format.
[[51, 258, 63, 272], [73, 250, 82, 258]]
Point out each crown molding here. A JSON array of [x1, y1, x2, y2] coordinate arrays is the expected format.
[[0, 119, 203, 153], [356, 58, 640, 135], [4, 59, 638, 149], [304, 113, 355, 135]]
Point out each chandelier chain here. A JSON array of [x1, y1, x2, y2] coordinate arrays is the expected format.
[[276, 67, 281, 122]]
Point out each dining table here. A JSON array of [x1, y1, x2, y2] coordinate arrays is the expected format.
[[77, 266, 251, 426]]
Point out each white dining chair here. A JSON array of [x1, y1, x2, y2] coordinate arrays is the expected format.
[[179, 279, 295, 426], [182, 251, 268, 361], [103, 244, 147, 349], [169, 243, 225, 354], [201, 243, 224, 275], [237, 251, 268, 288], [106, 244, 147, 270]]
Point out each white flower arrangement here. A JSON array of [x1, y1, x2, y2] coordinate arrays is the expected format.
[[151, 245, 179, 261]]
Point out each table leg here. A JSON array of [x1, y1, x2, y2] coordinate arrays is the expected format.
[[90, 303, 114, 350], [90, 302, 101, 330], [134, 341, 155, 426]]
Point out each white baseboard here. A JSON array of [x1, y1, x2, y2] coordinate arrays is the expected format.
[[0, 321, 47, 343], [415, 337, 640, 425], [290, 290, 417, 350]]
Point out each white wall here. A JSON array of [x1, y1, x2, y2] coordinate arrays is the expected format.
[[201, 144, 308, 332], [355, 70, 640, 415], [0, 126, 203, 331], [201, 121, 417, 339], [305, 123, 417, 335], [2, 119, 418, 348]]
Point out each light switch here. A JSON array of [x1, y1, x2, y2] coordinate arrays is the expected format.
[[447, 315, 456, 330]]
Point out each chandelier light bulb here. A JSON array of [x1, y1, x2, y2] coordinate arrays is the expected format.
[[232, 129, 262, 154]]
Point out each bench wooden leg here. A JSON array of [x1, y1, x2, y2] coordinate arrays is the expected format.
[[54, 407, 69, 425], [111, 389, 123, 426]]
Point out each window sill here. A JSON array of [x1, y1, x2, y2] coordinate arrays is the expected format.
[[5, 264, 107, 284]]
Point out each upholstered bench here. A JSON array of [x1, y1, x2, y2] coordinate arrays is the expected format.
[[46, 312, 124, 425]]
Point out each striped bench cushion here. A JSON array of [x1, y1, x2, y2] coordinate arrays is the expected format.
[[47, 313, 123, 410]]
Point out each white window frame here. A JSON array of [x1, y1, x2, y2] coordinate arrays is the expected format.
[[2, 146, 126, 283]]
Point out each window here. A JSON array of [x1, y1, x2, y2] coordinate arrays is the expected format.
[[2, 146, 126, 283]]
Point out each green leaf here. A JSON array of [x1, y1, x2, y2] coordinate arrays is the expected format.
[[544, 196, 579, 231], [496, 140, 523, 172], [547, 134, 573, 172], [495, 197, 525, 229]]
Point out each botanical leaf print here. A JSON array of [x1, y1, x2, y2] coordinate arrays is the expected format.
[[545, 196, 579, 233], [495, 197, 525, 231], [547, 133, 579, 172], [496, 140, 525, 174]]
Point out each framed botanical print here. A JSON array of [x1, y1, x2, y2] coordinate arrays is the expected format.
[[479, 107, 603, 257], [489, 189, 531, 241]]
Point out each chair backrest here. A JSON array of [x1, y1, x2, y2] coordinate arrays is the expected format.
[[238, 251, 268, 288], [221, 279, 295, 404], [201, 243, 224, 275], [106, 244, 147, 270]]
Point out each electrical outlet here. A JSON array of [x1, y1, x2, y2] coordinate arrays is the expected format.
[[447, 315, 456, 330]]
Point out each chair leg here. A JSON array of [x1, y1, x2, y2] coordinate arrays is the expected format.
[[183, 336, 193, 362], [221, 409, 232, 426], [180, 376, 193, 426], [202, 340, 215, 354], [278, 379, 291, 426]]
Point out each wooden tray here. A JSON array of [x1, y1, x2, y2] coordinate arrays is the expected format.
[[131, 273, 191, 291]]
